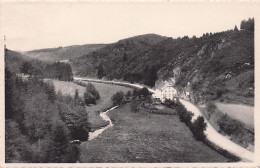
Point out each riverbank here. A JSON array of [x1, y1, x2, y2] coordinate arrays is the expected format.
[[79, 103, 228, 162]]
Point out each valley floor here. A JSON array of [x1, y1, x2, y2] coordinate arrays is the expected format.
[[79, 103, 228, 163], [50, 79, 132, 131]]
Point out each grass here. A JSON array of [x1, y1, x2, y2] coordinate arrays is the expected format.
[[49, 79, 132, 131], [46, 79, 86, 97], [79, 103, 228, 163], [79, 81, 132, 131]]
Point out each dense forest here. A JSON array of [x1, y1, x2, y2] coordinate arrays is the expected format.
[[44, 62, 73, 81], [5, 50, 74, 82], [5, 68, 89, 163], [72, 18, 254, 104]]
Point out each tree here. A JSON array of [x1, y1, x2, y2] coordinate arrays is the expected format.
[[139, 87, 150, 99], [123, 53, 127, 62], [74, 89, 83, 106], [97, 64, 104, 79], [143, 66, 158, 87], [191, 116, 207, 140], [85, 83, 100, 100], [234, 25, 239, 31], [125, 90, 132, 100], [217, 114, 243, 136], [20, 61, 33, 75], [206, 102, 216, 119], [5, 68, 14, 119], [84, 91, 96, 105], [240, 18, 254, 32], [111, 91, 125, 106], [49, 120, 69, 162]]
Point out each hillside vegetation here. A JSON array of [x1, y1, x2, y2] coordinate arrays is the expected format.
[[24, 44, 106, 62], [72, 18, 254, 105]]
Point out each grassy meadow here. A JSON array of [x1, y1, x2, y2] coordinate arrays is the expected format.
[[79, 103, 228, 163], [50, 79, 132, 131], [47, 79, 86, 97]]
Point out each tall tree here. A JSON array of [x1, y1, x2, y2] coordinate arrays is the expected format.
[[234, 25, 239, 31], [97, 64, 104, 79]]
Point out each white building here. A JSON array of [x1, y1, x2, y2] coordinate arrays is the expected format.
[[153, 81, 177, 102]]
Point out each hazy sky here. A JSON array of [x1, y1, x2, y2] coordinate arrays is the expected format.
[[1, 2, 258, 51]]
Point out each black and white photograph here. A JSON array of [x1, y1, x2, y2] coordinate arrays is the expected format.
[[1, 1, 259, 165]]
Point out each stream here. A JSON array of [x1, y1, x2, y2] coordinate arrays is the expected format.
[[75, 77, 254, 162], [88, 106, 118, 141]]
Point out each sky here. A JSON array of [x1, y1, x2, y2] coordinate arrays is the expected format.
[[1, 1, 258, 51]]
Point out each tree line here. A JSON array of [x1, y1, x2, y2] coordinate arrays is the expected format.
[[5, 68, 89, 163], [20, 61, 73, 81]]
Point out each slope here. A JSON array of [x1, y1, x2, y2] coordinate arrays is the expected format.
[[24, 44, 106, 62]]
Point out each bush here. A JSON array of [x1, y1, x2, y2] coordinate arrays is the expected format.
[[84, 91, 96, 105], [85, 82, 100, 100], [176, 102, 194, 125], [217, 114, 243, 136], [163, 98, 176, 108], [111, 91, 125, 106], [139, 87, 150, 98], [130, 100, 140, 112], [190, 116, 207, 140], [125, 90, 132, 100]]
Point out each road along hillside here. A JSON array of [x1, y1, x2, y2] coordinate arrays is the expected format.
[[74, 77, 254, 162]]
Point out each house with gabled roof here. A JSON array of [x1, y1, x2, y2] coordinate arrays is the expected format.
[[153, 80, 177, 102]]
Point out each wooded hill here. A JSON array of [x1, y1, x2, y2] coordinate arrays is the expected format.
[[72, 18, 254, 104], [24, 44, 107, 62]]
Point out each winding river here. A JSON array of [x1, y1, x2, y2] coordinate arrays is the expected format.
[[88, 106, 118, 140]]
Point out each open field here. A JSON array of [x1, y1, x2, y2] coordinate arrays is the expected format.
[[79, 81, 132, 112], [79, 103, 228, 162], [49, 79, 132, 131], [214, 102, 254, 130], [46, 79, 86, 97]]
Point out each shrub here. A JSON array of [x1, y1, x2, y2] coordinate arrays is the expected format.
[[190, 116, 207, 140], [111, 91, 125, 106], [176, 102, 194, 125], [84, 91, 96, 105], [139, 87, 150, 98], [85, 82, 100, 100], [163, 99, 176, 108], [125, 90, 132, 100], [217, 114, 243, 136], [130, 100, 140, 112]]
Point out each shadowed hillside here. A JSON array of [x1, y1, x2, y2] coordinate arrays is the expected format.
[[72, 19, 254, 105]]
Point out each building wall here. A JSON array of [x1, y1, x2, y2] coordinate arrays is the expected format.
[[161, 86, 177, 101]]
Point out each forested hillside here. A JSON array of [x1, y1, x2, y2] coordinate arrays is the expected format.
[[5, 49, 88, 162], [72, 18, 254, 104], [5, 49, 74, 81], [5, 69, 90, 162], [24, 44, 106, 62]]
